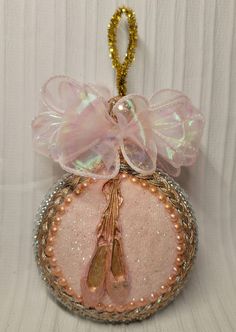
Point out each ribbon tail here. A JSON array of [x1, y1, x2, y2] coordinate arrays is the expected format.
[[113, 95, 157, 175]]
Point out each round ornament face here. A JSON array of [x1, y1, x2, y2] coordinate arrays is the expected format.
[[34, 164, 197, 323]]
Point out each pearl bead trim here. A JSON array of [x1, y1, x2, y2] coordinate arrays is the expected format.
[[44, 173, 187, 313]]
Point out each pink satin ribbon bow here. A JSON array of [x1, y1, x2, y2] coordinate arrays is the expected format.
[[32, 76, 204, 179]]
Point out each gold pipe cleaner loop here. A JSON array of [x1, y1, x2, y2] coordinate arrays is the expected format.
[[108, 6, 138, 96]]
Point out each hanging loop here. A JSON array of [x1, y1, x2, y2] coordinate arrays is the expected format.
[[108, 6, 138, 96]]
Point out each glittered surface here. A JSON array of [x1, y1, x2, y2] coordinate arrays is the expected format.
[[53, 178, 178, 305]]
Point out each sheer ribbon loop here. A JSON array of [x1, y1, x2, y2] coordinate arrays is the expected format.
[[32, 76, 204, 178]]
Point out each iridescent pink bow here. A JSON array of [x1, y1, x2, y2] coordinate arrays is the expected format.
[[32, 76, 204, 178]]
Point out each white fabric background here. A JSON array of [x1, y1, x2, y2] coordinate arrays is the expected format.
[[0, 0, 236, 331]]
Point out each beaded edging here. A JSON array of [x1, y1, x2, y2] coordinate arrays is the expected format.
[[34, 164, 198, 323]]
